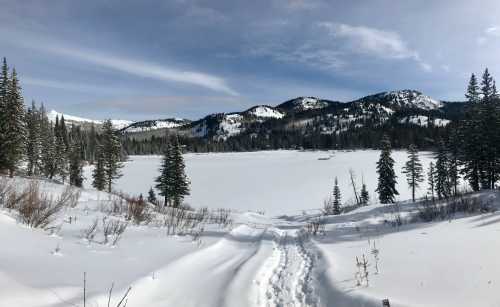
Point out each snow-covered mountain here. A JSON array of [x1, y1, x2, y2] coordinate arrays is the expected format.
[[121, 118, 191, 133], [244, 105, 285, 119], [351, 90, 443, 110], [277, 97, 337, 112], [47, 110, 134, 130]]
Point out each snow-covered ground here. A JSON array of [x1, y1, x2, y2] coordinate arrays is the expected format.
[[84, 150, 438, 215], [4, 150, 500, 307]]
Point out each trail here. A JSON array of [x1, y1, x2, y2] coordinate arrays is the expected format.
[[88, 222, 320, 307]]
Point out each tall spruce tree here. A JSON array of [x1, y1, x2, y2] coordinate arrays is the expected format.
[[435, 140, 451, 200], [376, 135, 399, 204], [147, 187, 157, 205], [54, 115, 69, 182], [92, 145, 106, 191], [40, 106, 57, 179], [69, 137, 84, 187], [3, 68, 26, 177], [402, 144, 424, 202], [0, 58, 9, 172], [360, 181, 369, 205], [170, 136, 190, 208], [461, 73, 481, 191], [333, 177, 341, 215], [427, 162, 436, 201], [101, 119, 123, 193], [155, 141, 174, 206], [26, 101, 42, 176]]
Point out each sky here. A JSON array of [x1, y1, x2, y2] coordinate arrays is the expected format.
[[1, 0, 500, 120]]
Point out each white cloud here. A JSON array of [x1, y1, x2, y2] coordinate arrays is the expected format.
[[318, 23, 431, 71], [23, 77, 111, 93], [478, 26, 500, 45], [3, 30, 238, 96]]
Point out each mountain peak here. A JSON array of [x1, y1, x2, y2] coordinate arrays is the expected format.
[[354, 90, 442, 110]]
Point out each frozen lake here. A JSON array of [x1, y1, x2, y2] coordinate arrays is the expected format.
[[85, 150, 436, 215]]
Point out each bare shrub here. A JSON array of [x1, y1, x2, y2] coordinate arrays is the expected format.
[[17, 181, 67, 228], [305, 217, 325, 236], [58, 186, 81, 208], [0, 177, 14, 206], [102, 217, 128, 245], [81, 218, 99, 242], [126, 196, 151, 225], [323, 197, 334, 215]]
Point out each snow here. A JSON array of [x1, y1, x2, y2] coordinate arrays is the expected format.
[[383, 91, 443, 110], [123, 120, 186, 133], [47, 110, 134, 130], [4, 150, 500, 306], [217, 114, 244, 140], [84, 150, 438, 215], [399, 116, 451, 127], [248, 106, 285, 119]]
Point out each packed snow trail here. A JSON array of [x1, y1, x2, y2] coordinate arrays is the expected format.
[[254, 228, 318, 307]]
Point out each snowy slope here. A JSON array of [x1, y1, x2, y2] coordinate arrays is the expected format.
[[122, 118, 191, 133], [245, 105, 285, 119], [47, 110, 134, 130]]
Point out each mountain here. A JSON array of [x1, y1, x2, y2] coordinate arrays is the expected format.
[[121, 118, 191, 133], [277, 97, 339, 112], [47, 110, 133, 130], [350, 90, 442, 110]]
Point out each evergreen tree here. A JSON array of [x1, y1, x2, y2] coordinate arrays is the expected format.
[[333, 177, 341, 215], [92, 145, 106, 191], [3, 68, 26, 177], [447, 128, 460, 195], [465, 73, 480, 103], [376, 135, 399, 204], [54, 115, 69, 182], [427, 162, 436, 201], [26, 101, 42, 176], [360, 182, 369, 205], [435, 141, 451, 200], [0, 58, 9, 172], [40, 106, 57, 179], [101, 119, 123, 193], [170, 136, 190, 208], [155, 141, 174, 206], [147, 187, 157, 204], [69, 137, 84, 187], [402, 144, 424, 202]]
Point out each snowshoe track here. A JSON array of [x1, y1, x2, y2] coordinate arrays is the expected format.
[[260, 229, 317, 307]]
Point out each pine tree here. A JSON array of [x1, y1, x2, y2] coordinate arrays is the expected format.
[[447, 127, 460, 196], [376, 135, 398, 204], [147, 187, 157, 204], [3, 68, 26, 177], [465, 73, 480, 103], [101, 119, 123, 193], [155, 141, 174, 206], [54, 115, 69, 182], [481, 68, 495, 102], [427, 162, 436, 201], [0, 58, 9, 172], [402, 144, 424, 202], [26, 100, 42, 176], [332, 177, 341, 214], [435, 141, 451, 200], [69, 137, 84, 187], [40, 106, 57, 179], [360, 182, 369, 205], [92, 145, 106, 191], [170, 136, 190, 208]]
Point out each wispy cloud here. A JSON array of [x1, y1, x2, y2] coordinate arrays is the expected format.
[[478, 26, 500, 45], [319, 23, 431, 72], [4, 30, 238, 96], [23, 77, 115, 94]]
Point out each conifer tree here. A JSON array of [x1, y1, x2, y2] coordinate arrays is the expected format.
[[376, 135, 398, 204], [3, 68, 26, 177], [402, 144, 424, 202], [0, 58, 9, 172], [69, 137, 84, 187], [147, 187, 157, 205], [332, 177, 341, 215], [155, 141, 174, 206], [54, 115, 69, 182], [170, 136, 190, 208], [40, 106, 57, 179], [101, 119, 123, 193], [435, 141, 451, 200], [360, 182, 369, 205], [92, 145, 106, 191], [26, 101, 42, 176], [427, 162, 436, 201]]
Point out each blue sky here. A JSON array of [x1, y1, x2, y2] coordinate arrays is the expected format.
[[1, 0, 500, 120]]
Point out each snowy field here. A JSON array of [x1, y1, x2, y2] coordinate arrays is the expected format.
[[85, 150, 438, 215], [4, 150, 500, 307]]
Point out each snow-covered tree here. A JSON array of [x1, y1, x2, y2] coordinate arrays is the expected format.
[[170, 137, 190, 208], [402, 144, 424, 202], [69, 137, 84, 187], [155, 141, 174, 206], [360, 181, 369, 205], [376, 135, 398, 204]]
